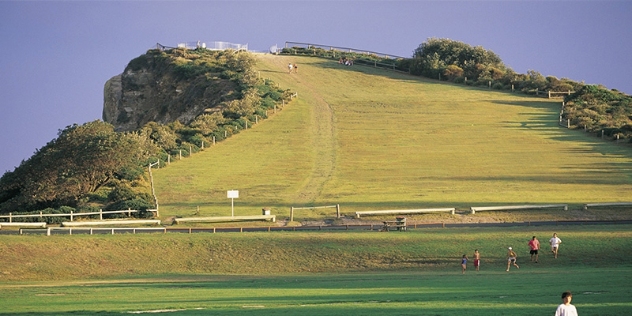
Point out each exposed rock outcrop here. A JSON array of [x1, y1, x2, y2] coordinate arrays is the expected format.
[[103, 49, 239, 132]]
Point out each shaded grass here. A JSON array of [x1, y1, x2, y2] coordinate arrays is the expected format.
[[153, 55, 632, 220], [1, 225, 630, 281]]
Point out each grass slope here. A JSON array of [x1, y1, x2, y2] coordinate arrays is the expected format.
[[153, 55, 632, 219]]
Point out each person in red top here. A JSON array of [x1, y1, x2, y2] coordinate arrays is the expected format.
[[528, 236, 540, 263]]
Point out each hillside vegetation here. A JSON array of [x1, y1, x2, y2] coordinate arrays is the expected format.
[[0, 48, 291, 216], [153, 54, 632, 220], [1, 39, 631, 220]]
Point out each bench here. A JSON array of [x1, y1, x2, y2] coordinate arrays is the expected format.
[[61, 219, 162, 227], [355, 208, 455, 218], [173, 215, 276, 224], [0, 222, 47, 228], [470, 204, 568, 214], [381, 217, 407, 232], [583, 202, 632, 210]]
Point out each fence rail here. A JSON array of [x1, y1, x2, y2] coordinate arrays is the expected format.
[[535, 90, 575, 98], [8, 219, 632, 236], [0, 209, 158, 223], [290, 204, 340, 221]]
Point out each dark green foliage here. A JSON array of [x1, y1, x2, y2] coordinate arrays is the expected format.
[[562, 85, 632, 139], [261, 96, 276, 109], [107, 185, 137, 203], [0, 121, 162, 213], [106, 198, 153, 213], [86, 189, 109, 204], [125, 55, 149, 72], [411, 38, 506, 81], [173, 62, 215, 80]]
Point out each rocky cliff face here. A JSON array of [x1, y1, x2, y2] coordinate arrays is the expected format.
[[103, 49, 238, 132]]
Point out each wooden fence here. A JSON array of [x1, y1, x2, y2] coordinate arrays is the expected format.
[[0, 209, 158, 223], [290, 205, 340, 221], [536, 90, 574, 98]]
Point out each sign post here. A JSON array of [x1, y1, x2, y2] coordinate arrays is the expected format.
[[227, 190, 239, 217]]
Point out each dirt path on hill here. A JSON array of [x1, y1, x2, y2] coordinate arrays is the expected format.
[[255, 54, 336, 204]]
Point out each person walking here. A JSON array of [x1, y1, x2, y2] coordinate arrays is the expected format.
[[550, 233, 562, 259], [506, 247, 519, 271], [288, 63, 293, 74], [473, 249, 480, 272], [528, 236, 540, 263], [461, 254, 468, 274], [555, 291, 578, 316], [293, 63, 298, 73]]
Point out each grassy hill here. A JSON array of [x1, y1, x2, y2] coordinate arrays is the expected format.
[[153, 55, 632, 221]]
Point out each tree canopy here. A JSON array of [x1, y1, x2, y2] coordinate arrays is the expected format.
[[0, 121, 161, 212]]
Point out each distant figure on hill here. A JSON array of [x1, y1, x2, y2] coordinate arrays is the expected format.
[[555, 291, 578, 316], [506, 247, 519, 271], [293, 63, 298, 73], [550, 233, 562, 259], [528, 236, 540, 263], [473, 249, 480, 271], [288, 63, 293, 74], [461, 254, 468, 274]]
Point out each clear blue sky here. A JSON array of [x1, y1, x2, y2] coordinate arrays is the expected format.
[[1, 1, 630, 175]]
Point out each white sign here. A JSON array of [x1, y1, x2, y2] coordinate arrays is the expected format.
[[227, 190, 239, 217]]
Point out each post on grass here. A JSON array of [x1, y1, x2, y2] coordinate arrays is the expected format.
[[227, 190, 239, 217]]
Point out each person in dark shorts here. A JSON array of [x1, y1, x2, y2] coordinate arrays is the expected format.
[[528, 236, 540, 263]]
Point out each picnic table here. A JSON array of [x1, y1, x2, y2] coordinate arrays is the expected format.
[[381, 217, 407, 231]]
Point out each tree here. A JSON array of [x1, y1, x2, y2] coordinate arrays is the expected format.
[[0, 120, 160, 212], [223, 88, 261, 118], [413, 38, 507, 82], [443, 65, 464, 81]]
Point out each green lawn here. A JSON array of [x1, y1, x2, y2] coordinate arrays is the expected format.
[[1, 268, 629, 315], [1, 225, 630, 315], [153, 55, 632, 219]]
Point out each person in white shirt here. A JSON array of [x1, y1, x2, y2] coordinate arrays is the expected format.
[[550, 233, 562, 259], [555, 291, 578, 316]]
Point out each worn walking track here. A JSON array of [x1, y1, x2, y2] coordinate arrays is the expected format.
[[256, 54, 337, 205]]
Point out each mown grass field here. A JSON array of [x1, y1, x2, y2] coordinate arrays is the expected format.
[[0, 224, 630, 315], [153, 54, 632, 220]]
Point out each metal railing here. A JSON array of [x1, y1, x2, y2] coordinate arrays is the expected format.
[[176, 41, 248, 51], [284, 41, 407, 59]]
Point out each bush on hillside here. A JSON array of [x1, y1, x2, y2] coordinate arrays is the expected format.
[[563, 85, 632, 140]]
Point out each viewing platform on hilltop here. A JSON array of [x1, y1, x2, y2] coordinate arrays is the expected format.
[[156, 41, 248, 51]]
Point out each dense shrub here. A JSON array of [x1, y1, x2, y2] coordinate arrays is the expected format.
[[106, 198, 153, 212], [563, 85, 632, 138]]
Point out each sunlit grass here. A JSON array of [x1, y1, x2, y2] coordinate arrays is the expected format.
[[1, 224, 631, 314], [1, 268, 630, 315], [153, 55, 632, 218]]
